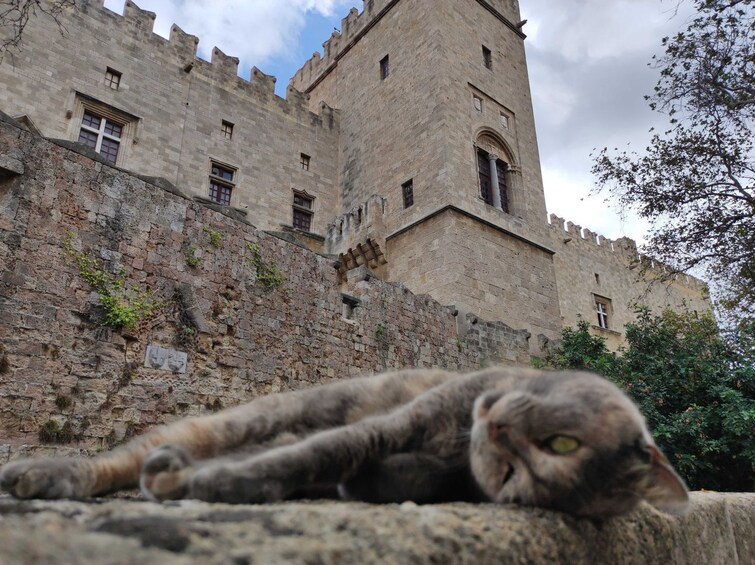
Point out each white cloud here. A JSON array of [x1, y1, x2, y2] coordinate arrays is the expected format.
[[520, 0, 695, 245], [103, 0, 354, 68]]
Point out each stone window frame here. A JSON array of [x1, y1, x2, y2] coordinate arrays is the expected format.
[[482, 45, 493, 70], [78, 110, 123, 165], [209, 161, 236, 206], [300, 153, 311, 171], [380, 54, 390, 80], [69, 94, 137, 167], [593, 295, 613, 330], [341, 293, 360, 322], [475, 146, 509, 213], [292, 189, 315, 232], [402, 179, 414, 209], [474, 131, 518, 215], [104, 67, 121, 90], [221, 120, 234, 140]]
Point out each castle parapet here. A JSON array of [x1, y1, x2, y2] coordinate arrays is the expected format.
[[547, 214, 705, 291], [291, 0, 397, 92], [168, 24, 199, 62], [68, 1, 338, 126], [123, 0, 155, 35], [328, 195, 388, 253]]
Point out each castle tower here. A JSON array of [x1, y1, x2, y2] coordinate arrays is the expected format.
[[291, 0, 561, 350]]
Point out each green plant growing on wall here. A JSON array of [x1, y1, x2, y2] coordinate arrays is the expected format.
[[203, 226, 223, 248], [246, 243, 284, 291], [64, 233, 159, 330], [54, 394, 72, 410], [185, 245, 201, 268], [38, 420, 74, 444]]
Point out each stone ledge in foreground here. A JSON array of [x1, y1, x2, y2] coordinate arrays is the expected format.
[[0, 492, 752, 564]]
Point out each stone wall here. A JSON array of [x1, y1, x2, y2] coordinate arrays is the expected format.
[[0, 0, 340, 235], [385, 208, 561, 354], [546, 214, 711, 350], [0, 493, 752, 563], [0, 116, 530, 455]]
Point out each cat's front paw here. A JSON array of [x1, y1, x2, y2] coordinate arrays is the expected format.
[[0, 458, 90, 499], [140, 444, 195, 501], [188, 463, 287, 504]]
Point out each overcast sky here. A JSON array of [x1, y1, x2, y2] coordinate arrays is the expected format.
[[102, 0, 695, 246]]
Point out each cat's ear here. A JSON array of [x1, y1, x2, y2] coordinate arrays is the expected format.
[[642, 443, 689, 515]]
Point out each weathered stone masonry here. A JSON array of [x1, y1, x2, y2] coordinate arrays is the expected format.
[[0, 115, 529, 457]]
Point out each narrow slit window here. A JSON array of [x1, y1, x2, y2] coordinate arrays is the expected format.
[[402, 179, 414, 208], [482, 46, 492, 70], [380, 55, 390, 80]]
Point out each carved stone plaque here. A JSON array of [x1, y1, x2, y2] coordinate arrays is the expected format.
[[144, 345, 187, 374]]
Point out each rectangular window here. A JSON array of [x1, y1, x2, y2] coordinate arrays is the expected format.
[[221, 120, 234, 139], [209, 162, 235, 206], [482, 46, 492, 69], [292, 191, 314, 231], [78, 110, 123, 164], [300, 153, 311, 171], [380, 55, 390, 80], [595, 297, 611, 329], [402, 179, 414, 208], [104, 68, 121, 90]]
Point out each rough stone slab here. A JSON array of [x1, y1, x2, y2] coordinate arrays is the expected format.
[[0, 154, 23, 176], [0, 493, 751, 564]]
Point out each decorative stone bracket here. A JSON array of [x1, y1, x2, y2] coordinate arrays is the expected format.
[[336, 238, 387, 281]]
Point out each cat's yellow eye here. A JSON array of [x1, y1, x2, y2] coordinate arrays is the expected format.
[[546, 435, 580, 454]]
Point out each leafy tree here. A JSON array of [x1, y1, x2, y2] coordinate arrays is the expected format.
[[0, 0, 75, 56], [591, 0, 755, 320], [538, 311, 754, 492]]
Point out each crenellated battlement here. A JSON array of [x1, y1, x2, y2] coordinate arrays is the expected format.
[[547, 214, 706, 291], [72, 0, 332, 120], [327, 194, 389, 254], [291, 0, 398, 92]]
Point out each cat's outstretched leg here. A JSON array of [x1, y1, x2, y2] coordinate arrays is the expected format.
[[0, 414, 236, 499], [1, 369, 455, 500], [185, 371, 501, 503]]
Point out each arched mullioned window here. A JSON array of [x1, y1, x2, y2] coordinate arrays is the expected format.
[[475, 133, 512, 214]]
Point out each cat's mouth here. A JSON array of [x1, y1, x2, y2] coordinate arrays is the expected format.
[[501, 464, 514, 488]]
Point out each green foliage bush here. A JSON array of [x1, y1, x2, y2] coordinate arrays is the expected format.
[[64, 234, 158, 330], [537, 309, 754, 492]]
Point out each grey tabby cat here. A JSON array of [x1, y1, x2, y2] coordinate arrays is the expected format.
[[0, 367, 689, 518]]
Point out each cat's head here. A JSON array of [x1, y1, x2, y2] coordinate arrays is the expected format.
[[469, 370, 688, 519]]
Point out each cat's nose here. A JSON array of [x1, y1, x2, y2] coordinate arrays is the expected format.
[[488, 421, 511, 443]]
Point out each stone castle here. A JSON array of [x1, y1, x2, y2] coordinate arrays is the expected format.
[[0, 0, 713, 457], [0, 0, 709, 353]]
